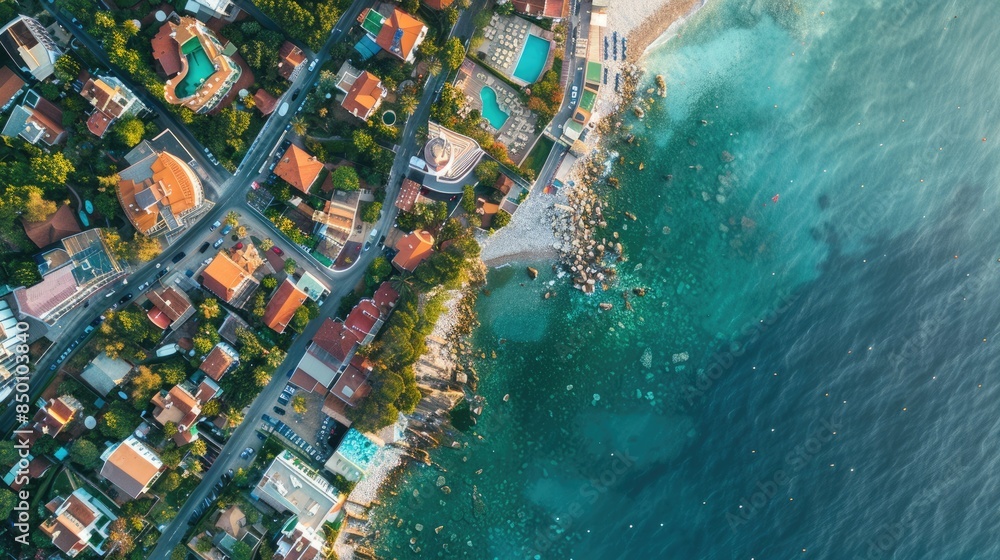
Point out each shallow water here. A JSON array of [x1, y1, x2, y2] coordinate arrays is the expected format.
[[371, 0, 1000, 557]]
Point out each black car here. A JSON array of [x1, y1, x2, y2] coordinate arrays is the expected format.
[[273, 406, 286, 415], [117, 293, 132, 306], [256, 432, 267, 441], [290, 89, 300, 101], [171, 251, 186, 263], [199, 241, 210, 253], [157, 269, 167, 278]]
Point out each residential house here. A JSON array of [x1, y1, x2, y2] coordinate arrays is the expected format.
[[289, 318, 359, 394], [263, 278, 308, 334], [151, 382, 204, 445], [423, 0, 455, 8], [271, 524, 323, 560], [214, 504, 247, 538], [475, 197, 501, 229], [28, 395, 82, 443], [392, 230, 434, 272], [152, 16, 241, 114], [344, 299, 383, 345], [494, 173, 515, 195], [295, 271, 328, 302], [80, 75, 147, 138], [116, 150, 206, 236], [253, 88, 278, 115], [369, 8, 427, 63], [126, 128, 197, 168], [0, 16, 61, 81], [341, 71, 386, 121], [185, 0, 240, 22], [99, 435, 164, 500], [324, 355, 373, 413], [275, 144, 324, 194], [395, 178, 421, 213], [0, 66, 25, 112], [21, 204, 81, 249], [199, 343, 238, 381], [312, 190, 358, 252], [79, 352, 132, 397], [40, 488, 117, 557], [251, 450, 344, 532], [229, 242, 266, 275], [277, 41, 306, 81], [145, 286, 195, 330], [324, 429, 378, 482], [2, 89, 66, 146], [201, 251, 259, 305], [218, 312, 250, 346], [512, 0, 567, 19]]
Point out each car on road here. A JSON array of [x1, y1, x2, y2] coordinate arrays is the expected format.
[[363, 241, 372, 252], [157, 269, 167, 278], [290, 89, 301, 101], [308, 59, 317, 72], [220, 224, 233, 236], [171, 252, 186, 263], [571, 85, 579, 101], [378, 235, 386, 247], [210, 220, 221, 231], [118, 294, 132, 306], [199, 241, 210, 253], [273, 406, 286, 415], [368, 228, 378, 240], [213, 238, 225, 249], [256, 432, 267, 441], [185, 269, 194, 277], [271, 246, 284, 256], [137, 281, 149, 290]]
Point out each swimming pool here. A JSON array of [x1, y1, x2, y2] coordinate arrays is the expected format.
[[176, 39, 215, 98], [479, 86, 509, 129], [512, 34, 550, 84]]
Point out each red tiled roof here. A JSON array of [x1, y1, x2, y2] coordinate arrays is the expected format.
[[151, 23, 182, 76], [396, 179, 421, 213], [263, 278, 308, 334], [146, 286, 192, 325], [0, 66, 24, 107], [254, 88, 277, 115], [329, 355, 373, 406], [200, 346, 234, 381], [275, 144, 324, 194], [312, 318, 359, 362], [345, 299, 380, 340], [392, 230, 434, 272], [375, 8, 426, 61], [289, 368, 324, 393], [512, 0, 565, 18], [423, 0, 455, 9], [341, 71, 385, 120], [494, 173, 515, 194], [86, 110, 114, 137], [21, 204, 81, 248], [373, 281, 399, 315], [278, 41, 305, 80]]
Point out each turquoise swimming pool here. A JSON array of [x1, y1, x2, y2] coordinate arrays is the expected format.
[[512, 34, 550, 84], [176, 39, 215, 98], [479, 86, 509, 129]]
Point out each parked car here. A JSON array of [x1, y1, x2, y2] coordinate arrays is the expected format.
[[256, 432, 267, 441], [273, 406, 286, 415], [277, 394, 290, 406], [272, 246, 284, 256], [220, 224, 233, 236], [157, 269, 167, 278], [213, 238, 225, 249], [199, 242, 210, 253], [234, 242, 244, 250], [171, 252, 186, 263], [203, 257, 214, 266], [308, 59, 317, 72], [251, 181, 259, 190], [571, 85, 579, 101], [210, 220, 221, 231]]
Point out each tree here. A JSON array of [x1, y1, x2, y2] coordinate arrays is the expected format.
[[32, 435, 59, 456], [291, 306, 310, 332], [171, 545, 189, 560], [159, 361, 187, 385], [131, 235, 162, 262], [461, 185, 477, 214], [19, 186, 57, 222], [225, 210, 240, 227], [188, 439, 208, 457], [193, 322, 220, 355], [292, 394, 307, 415], [291, 116, 308, 136], [236, 225, 248, 238], [157, 471, 182, 493], [0, 489, 14, 520], [365, 256, 391, 289], [129, 366, 161, 402], [398, 93, 418, 115], [261, 275, 278, 291], [107, 518, 135, 558], [202, 399, 221, 417], [442, 38, 465, 71], [352, 129, 375, 155], [114, 117, 145, 147], [199, 299, 221, 321], [68, 439, 100, 468], [100, 401, 141, 440], [491, 209, 512, 229], [162, 422, 178, 438], [426, 57, 443, 77], [54, 54, 81, 83], [361, 201, 381, 223], [475, 160, 500, 184], [330, 166, 360, 192], [0, 440, 17, 467], [259, 238, 274, 251], [284, 258, 297, 275], [496, 1, 514, 15], [401, 0, 419, 14]]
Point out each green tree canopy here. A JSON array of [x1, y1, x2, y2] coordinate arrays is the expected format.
[[114, 117, 145, 147], [0, 489, 15, 520], [69, 439, 101, 468], [361, 201, 381, 223], [330, 166, 360, 192]]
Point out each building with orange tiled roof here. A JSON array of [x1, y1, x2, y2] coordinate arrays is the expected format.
[[154, 16, 241, 114], [117, 150, 205, 236], [253, 88, 277, 115], [374, 8, 427, 63], [0, 65, 25, 112], [80, 75, 146, 138], [145, 285, 194, 330], [229, 242, 266, 275], [41, 488, 117, 557], [201, 251, 258, 304], [327, 355, 373, 408], [28, 394, 82, 444], [278, 41, 306, 81], [392, 230, 434, 272], [263, 278, 308, 334], [341, 71, 386, 121], [344, 299, 383, 345], [289, 318, 359, 394], [275, 144, 324, 194], [512, 0, 567, 18], [395, 179, 421, 213], [151, 383, 202, 445], [99, 435, 164, 500], [423, 0, 455, 9]]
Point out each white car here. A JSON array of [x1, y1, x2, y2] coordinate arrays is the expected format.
[[308, 59, 317, 72], [571, 85, 579, 101]]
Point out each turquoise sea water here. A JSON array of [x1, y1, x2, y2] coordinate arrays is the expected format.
[[480, 86, 510, 129], [373, 0, 1000, 558], [514, 34, 551, 84]]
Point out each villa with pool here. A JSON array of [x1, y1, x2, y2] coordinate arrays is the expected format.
[[151, 16, 241, 114]]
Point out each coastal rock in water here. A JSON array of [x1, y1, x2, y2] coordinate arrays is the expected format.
[[526, 267, 538, 279], [655, 75, 667, 97], [633, 287, 646, 297], [624, 212, 638, 221], [721, 150, 735, 162], [633, 106, 645, 118]]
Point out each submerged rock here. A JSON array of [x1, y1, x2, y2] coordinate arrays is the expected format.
[[526, 266, 538, 279]]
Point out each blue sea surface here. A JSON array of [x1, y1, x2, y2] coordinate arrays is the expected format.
[[371, 0, 1000, 558]]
